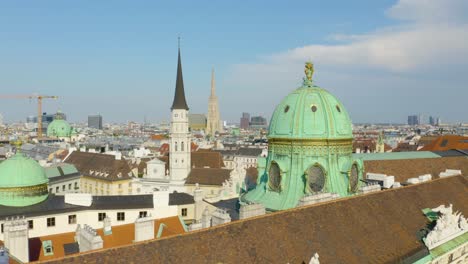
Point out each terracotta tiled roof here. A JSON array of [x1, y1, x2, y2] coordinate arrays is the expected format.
[[191, 150, 225, 168], [23, 216, 185, 262], [393, 142, 419, 152], [41, 176, 468, 264], [150, 134, 166, 141], [185, 168, 231, 186], [64, 151, 132, 181], [364, 156, 468, 182], [158, 143, 170, 156], [418, 135, 439, 147], [420, 135, 468, 151]]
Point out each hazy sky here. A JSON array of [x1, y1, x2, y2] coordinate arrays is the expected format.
[[0, 0, 467, 124]]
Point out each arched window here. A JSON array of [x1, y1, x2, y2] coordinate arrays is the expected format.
[[175, 142, 178, 151], [349, 164, 359, 192], [181, 141, 184, 151], [306, 165, 326, 192], [269, 162, 281, 192]]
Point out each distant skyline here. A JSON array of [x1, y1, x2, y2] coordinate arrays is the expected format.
[[0, 0, 467, 124]]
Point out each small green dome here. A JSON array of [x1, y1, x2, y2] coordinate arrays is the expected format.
[[268, 84, 352, 140], [47, 119, 72, 138], [0, 153, 49, 207]]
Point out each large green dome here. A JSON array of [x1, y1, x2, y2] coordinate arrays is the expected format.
[[242, 62, 363, 211], [268, 84, 352, 140], [0, 152, 49, 207], [47, 119, 72, 138]]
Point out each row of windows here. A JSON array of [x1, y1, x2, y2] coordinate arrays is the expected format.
[[0, 211, 150, 232], [82, 183, 132, 195], [173, 141, 188, 152], [283, 104, 342, 114], [49, 182, 79, 193], [268, 162, 360, 193], [84, 182, 131, 189]]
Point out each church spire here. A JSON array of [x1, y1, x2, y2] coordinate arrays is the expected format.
[[171, 39, 189, 110], [211, 67, 216, 97]]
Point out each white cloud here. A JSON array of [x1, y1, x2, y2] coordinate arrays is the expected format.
[[270, 24, 468, 72], [386, 0, 468, 23], [230, 0, 468, 73], [224, 0, 468, 123]]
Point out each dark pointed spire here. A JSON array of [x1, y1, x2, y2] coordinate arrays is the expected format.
[[171, 39, 189, 111]]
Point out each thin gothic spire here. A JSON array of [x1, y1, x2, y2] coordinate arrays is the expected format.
[[211, 67, 216, 97], [171, 37, 189, 110]]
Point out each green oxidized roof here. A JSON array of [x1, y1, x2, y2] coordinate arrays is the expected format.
[[0, 152, 48, 188], [47, 119, 72, 138], [268, 67, 352, 140], [352, 151, 441, 161], [242, 62, 362, 211]]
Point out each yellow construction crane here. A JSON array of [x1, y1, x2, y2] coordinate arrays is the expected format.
[[0, 94, 59, 138]]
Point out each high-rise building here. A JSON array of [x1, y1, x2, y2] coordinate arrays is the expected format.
[[206, 68, 222, 135], [88, 115, 103, 130], [27, 112, 62, 123], [407, 115, 419, 126], [429, 116, 441, 126], [250, 115, 268, 129], [169, 45, 191, 183], [240, 112, 250, 130], [419, 114, 426, 125], [0, 113, 3, 126]]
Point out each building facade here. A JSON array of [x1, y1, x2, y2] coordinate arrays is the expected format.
[[408, 115, 420, 126], [88, 115, 103, 130], [249, 115, 268, 129], [240, 112, 250, 130]]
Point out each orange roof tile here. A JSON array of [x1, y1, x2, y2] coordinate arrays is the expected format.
[[19, 216, 186, 263], [420, 135, 468, 151]]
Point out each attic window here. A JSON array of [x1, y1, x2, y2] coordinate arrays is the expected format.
[[284, 105, 290, 113], [440, 139, 448, 147], [311, 105, 317, 112], [43, 240, 54, 256], [336, 105, 341, 112]]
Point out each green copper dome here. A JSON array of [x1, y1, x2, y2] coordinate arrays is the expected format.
[[268, 84, 353, 140], [242, 62, 363, 211], [47, 113, 72, 138], [0, 152, 49, 207]]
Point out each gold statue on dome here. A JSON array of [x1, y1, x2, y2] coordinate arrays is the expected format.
[[10, 138, 23, 153], [305, 61, 314, 81]]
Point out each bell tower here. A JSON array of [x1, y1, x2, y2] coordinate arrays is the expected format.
[[169, 42, 191, 183]]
